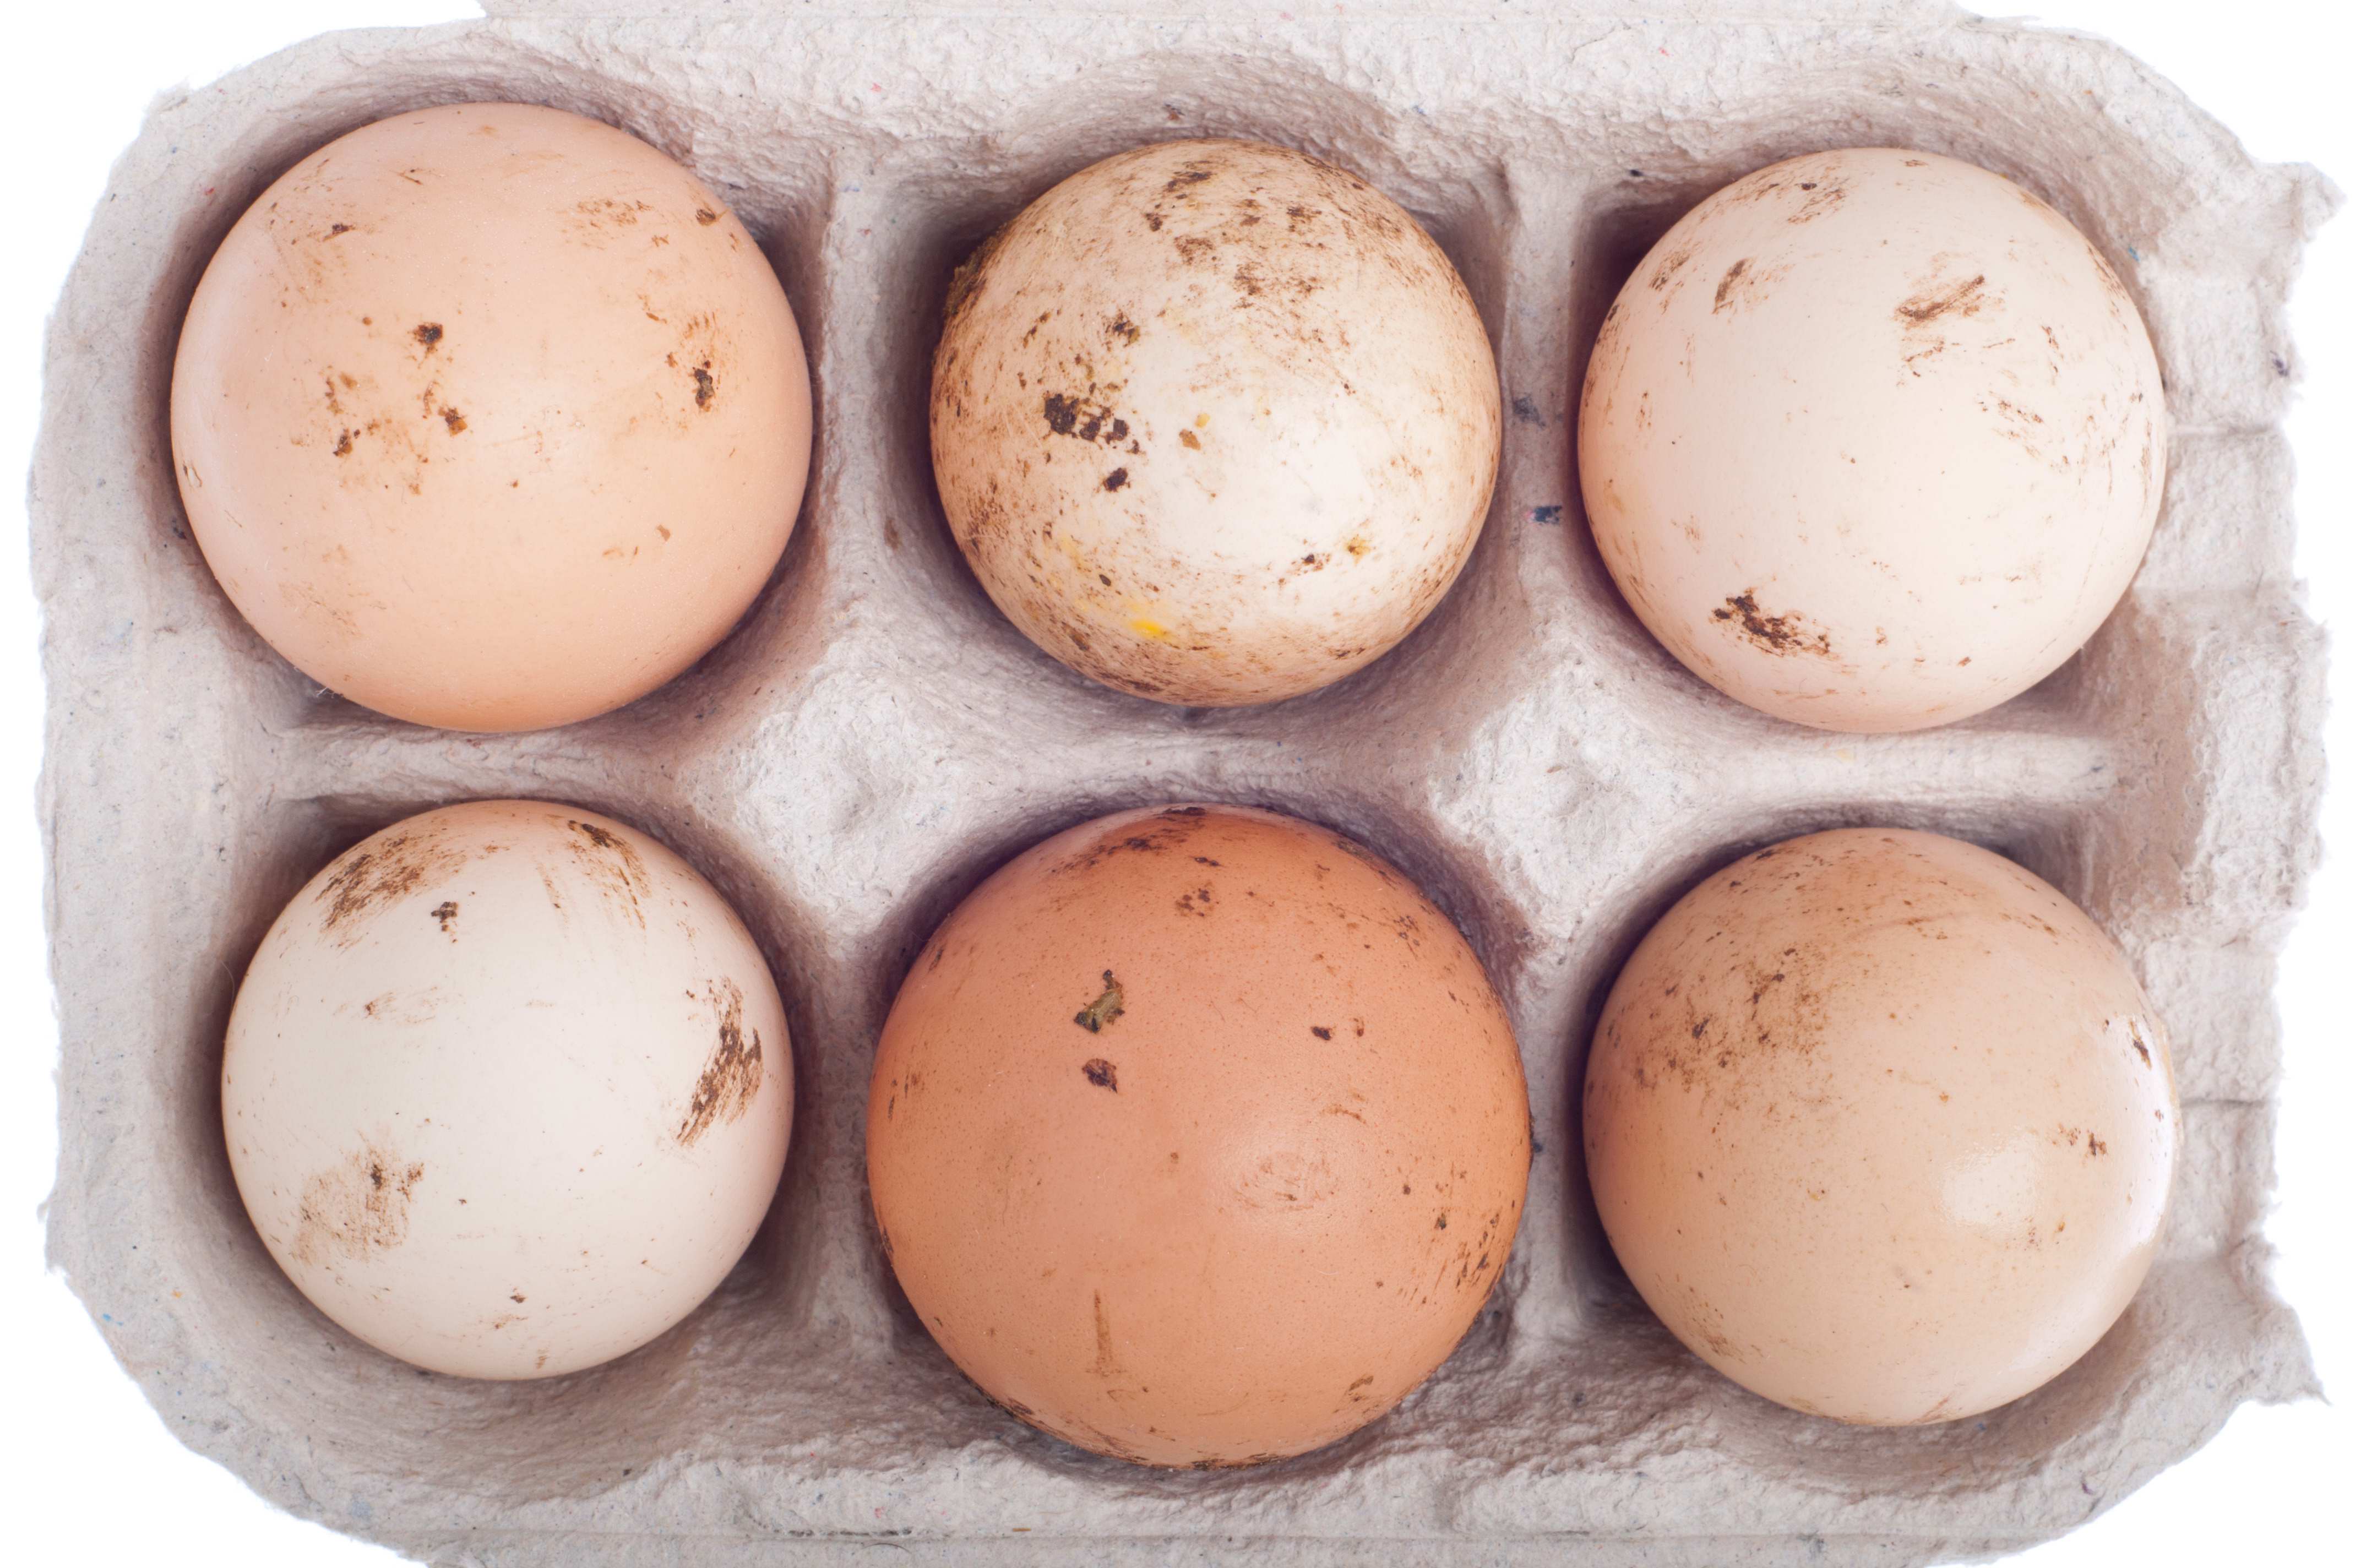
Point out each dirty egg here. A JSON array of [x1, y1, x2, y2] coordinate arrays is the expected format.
[[1577, 148, 2167, 731], [866, 803, 1531, 1465], [1582, 827, 2179, 1424], [222, 799, 792, 1379], [170, 102, 812, 732], [930, 138, 1501, 707]]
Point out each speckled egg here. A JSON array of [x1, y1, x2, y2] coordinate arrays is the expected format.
[[867, 804, 1531, 1465], [222, 800, 792, 1379], [1583, 827, 2178, 1424], [1578, 148, 2166, 731], [931, 139, 1500, 706], [171, 102, 811, 732]]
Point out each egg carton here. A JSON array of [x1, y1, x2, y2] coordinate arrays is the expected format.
[[32, 1, 2332, 1562]]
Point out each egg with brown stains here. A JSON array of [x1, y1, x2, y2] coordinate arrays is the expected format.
[[222, 800, 792, 1379], [867, 804, 1531, 1465], [1578, 148, 2166, 731], [1582, 827, 2178, 1424], [931, 139, 1500, 706], [171, 102, 811, 731]]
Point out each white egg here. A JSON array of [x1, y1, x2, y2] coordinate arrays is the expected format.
[[222, 800, 791, 1379], [932, 138, 1500, 706], [1579, 148, 2167, 731]]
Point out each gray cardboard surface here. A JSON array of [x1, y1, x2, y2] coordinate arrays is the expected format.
[[34, 2, 2334, 1561]]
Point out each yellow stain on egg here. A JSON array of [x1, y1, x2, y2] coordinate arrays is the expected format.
[[1130, 617, 1172, 641]]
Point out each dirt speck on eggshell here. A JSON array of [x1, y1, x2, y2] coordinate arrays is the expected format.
[[289, 1143, 425, 1268], [315, 826, 469, 944], [676, 977, 765, 1146]]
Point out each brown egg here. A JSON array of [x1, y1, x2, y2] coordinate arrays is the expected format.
[[170, 102, 811, 731], [1583, 828, 2179, 1425], [867, 804, 1531, 1467]]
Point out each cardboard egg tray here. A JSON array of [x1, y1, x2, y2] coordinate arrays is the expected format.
[[34, 1, 2333, 1562]]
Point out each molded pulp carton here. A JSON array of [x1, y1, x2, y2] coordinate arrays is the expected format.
[[34, 2, 2334, 1562]]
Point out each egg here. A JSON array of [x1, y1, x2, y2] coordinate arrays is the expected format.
[[1582, 827, 2178, 1424], [867, 804, 1530, 1465], [222, 800, 792, 1379], [931, 139, 1500, 706], [1577, 148, 2166, 731], [171, 102, 812, 731]]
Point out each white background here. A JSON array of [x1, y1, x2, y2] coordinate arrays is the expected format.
[[2, 2, 2352, 1560]]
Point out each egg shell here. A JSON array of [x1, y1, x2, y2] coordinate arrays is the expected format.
[[170, 102, 812, 732], [222, 799, 793, 1379], [1577, 148, 2167, 732], [931, 138, 1500, 707], [1582, 827, 2178, 1425], [866, 804, 1531, 1466]]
